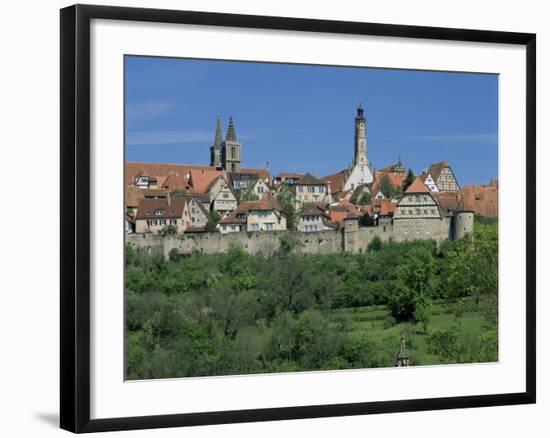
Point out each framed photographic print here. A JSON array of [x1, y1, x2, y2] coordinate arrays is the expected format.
[[60, 4, 536, 433]]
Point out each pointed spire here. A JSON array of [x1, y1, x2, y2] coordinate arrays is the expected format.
[[357, 102, 364, 118], [395, 337, 410, 367], [226, 115, 237, 142], [214, 116, 223, 146]]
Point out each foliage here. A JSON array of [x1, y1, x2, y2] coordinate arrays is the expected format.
[[170, 189, 187, 198], [275, 183, 299, 230], [158, 225, 177, 237], [379, 173, 402, 200], [239, 191, 259, 204], [402, 169, 416, 192], [125, 222, 498, 379], [359, 214, 375, 227], [357, 192, 372, 205], [367, 235, 382, 252], [206, 210, 222, 232]]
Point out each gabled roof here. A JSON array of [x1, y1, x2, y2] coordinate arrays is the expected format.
[[135, 198, 187, 220], [300, 204, 329, 217], [296, 173, 324, 185], [275, 172, 305, 180], [427, 161, 449, 181], [125, 162, 214, 187], [321, 169, 349, 193], [189, 169, 227, 193], [239, 167, 272, 183], [405, 177, 430, 194]]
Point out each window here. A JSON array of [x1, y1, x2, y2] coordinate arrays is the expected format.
[[319, 186, 325, 193], [222, 225, 227, 231], [258, 185, 265, 193], [170, 219, 177, 225], [160, 219, 166, 225], [154, 208, 164, 216], [416, 208, 421, 215], [231, 225, 236, 231], [298, 186, 303, 192], [266, 223, 273, 231], [223, 193, 228, 198], [252, 223, 259, 231], [308, 186, 315, 193], [192, 217, 195, 223]]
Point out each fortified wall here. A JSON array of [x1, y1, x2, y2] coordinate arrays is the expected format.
[[126, 215, 460, 258]]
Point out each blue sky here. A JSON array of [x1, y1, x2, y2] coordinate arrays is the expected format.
[[125, 56, 498, 185]]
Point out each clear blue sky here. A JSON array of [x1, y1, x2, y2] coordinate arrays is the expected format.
[[125, 56, 498, 185]]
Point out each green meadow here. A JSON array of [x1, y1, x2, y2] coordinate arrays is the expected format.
[[125, 220, 498, 379]]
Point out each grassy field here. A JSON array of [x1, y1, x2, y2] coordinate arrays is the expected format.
[[338, 299, 495, 367], [234, 298, 496, 370]]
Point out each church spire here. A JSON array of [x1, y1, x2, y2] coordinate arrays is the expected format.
[[226, 116, 237, 142], [214, 116, 223, 146]]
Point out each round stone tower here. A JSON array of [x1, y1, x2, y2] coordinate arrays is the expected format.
[[453, 201, 474, 240]]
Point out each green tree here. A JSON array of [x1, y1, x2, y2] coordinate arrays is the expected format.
[[170, 189, 187, 198], [158, 224, 177, 237], [276, 183, 299, 230], [388, 245, 435, 324], [357, 192, 372, 205], [402, 169, 416, 192], [238, 191, 259, 204], [379, 173, 402, 200], [446, 222, 498, 317], [359, 214, 375, 227], [206, 210, 222, 232]]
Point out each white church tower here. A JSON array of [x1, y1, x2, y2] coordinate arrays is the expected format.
[[343, 104, 374, 191]]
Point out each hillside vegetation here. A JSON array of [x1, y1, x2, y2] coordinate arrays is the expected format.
[[125, 221, 498, 379]]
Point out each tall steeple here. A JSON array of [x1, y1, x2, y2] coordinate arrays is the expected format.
[[210, 116, 224, 168], [214, 116, 223, 146], [222, 115, 241, 173], [226, 115, 237, 142], [354, 103, 368, 167]]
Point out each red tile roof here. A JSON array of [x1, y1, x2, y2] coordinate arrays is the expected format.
[[135, 198, 187, 220], [378, 199, 397, 216], [321, 169, 349, 194], [405, 177, 430, 194]]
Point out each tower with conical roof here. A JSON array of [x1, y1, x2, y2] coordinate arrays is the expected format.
[[210, 116, 224, 168], [395, 337, 410, 367], [221, 116, 242, 173], [354, 103, 368, 166]]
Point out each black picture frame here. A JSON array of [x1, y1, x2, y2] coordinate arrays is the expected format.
[[60, 4, 536, 433]]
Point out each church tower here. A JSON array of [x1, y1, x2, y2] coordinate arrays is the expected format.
[[222, 116, 242, 173], [354, 103, 368, 166], [210, 116, 223, 168]]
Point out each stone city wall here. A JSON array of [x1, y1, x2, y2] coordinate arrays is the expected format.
[[126, 218, 453, 258]]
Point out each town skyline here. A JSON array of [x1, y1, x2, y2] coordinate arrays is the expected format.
[[125, 56, 498, 185]]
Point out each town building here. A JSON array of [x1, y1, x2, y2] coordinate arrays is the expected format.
[[425, 161, 460, 192], [218, 195, 287, 234], [134, 196, 209, 234], [205, 175, 238, 215], [294, 173, 331, 209], [297, 205, 336, 232]]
